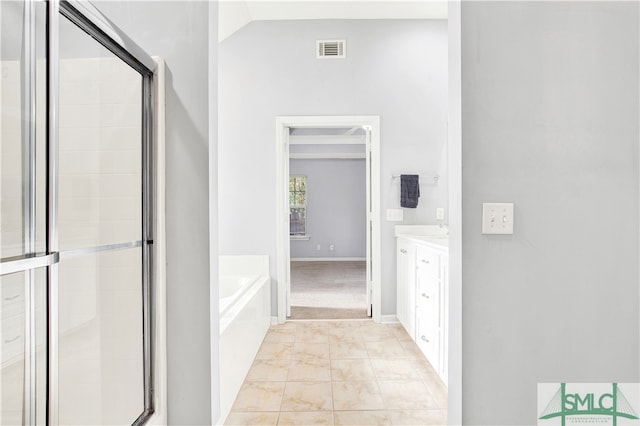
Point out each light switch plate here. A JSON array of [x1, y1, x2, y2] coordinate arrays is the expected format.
[[482, 203, 514, 234], [386, 209, 404, 222]]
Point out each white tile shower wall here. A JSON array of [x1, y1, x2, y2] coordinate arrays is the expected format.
[[57, 56, 144, 424], [0, 60, 46, 256], [58, 57, 141, 252], [0, 61, 22, 256]]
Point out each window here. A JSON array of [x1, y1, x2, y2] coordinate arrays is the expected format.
[[289, 176, 307, 236]]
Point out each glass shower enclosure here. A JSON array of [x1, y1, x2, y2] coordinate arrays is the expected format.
[[0, 1, 156, 424]]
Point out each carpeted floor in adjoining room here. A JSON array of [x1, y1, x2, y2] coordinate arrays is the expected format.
[[289, 261, 368, 320]]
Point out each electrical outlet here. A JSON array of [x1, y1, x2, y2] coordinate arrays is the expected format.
[[482, 203, 514, 234], [436, 207, 445, 220], [316, 244, 321, 251], [329, 244, 335, 251]]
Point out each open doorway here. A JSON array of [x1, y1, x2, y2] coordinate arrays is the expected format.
[[288, 128, 368, 319], [276, 116, 381, 323]]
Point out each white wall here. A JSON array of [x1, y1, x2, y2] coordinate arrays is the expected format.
[[92, 2, 216, 424], [219, 19, 448, 315], [461, 2, 639, 424], [289, 159, 366, 259]]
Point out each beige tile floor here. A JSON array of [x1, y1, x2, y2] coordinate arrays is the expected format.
[[225, 320, 447, 426]]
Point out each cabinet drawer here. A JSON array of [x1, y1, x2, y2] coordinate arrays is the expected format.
[[0, 315, 25, 365], [416, 247, 440, 279], [1, 277, 25, 320], [416, 281, 439, 319]]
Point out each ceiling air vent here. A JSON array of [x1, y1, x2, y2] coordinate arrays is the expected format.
[[317, 40, 346, 59]]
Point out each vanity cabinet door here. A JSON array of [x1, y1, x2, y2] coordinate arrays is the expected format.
[[416, 310, 440, 371], [396, 238, 415, 339], [416, 246, 441, 371]]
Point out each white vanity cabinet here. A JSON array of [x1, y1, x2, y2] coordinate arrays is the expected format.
[[396, 234, 449, 384], [396, 238, 416, 338]]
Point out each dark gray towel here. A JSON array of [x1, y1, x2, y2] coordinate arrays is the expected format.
[[400, 174, 420, 208]]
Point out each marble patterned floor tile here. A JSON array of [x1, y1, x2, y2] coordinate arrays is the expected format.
[[378, 380, 438, 410], [272, 322, 298, 333], [281, 382, 333, 411], [387, 409, 447, 425], [296, 321, 330, 331], [287, 358, 331, 381], [393, 332, 415, 344], [256, 342, 294, 360], [333, 410, 392, 426], [387, 323, 407, 334], [246, 358, 291, 382], [329, 340, 368, 359], [264, 330, 296, 343], [332, 381, 385, 411], [296, 327, 330, 343], [292, 342, 330, 359], [364, 339, 406, 358], [330, 359, 376, 381], [329, 331, 365, 345], [277, 411, 334, 426], [370, 359, 421, 380], [424, 379, 448, 408], [227, 320, 447, 424], [413, 357, 440, 380], [224, 411, 279, 426], [329, 321, 368, 331], [398, 340, 427, 360], [232, 382, 286, 412], [358, 323, 397, 341]]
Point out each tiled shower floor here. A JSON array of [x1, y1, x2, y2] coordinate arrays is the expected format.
[[224, 320, 447, 426]]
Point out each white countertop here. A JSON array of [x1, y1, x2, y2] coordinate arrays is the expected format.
[[395, 225, 449, 249], [399, 234, 449, 248]]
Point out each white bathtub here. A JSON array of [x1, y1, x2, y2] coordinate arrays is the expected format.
[[218, 256, 271, 425], [219, 274, 266, 333]]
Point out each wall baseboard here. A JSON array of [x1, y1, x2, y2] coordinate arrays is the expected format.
[[291, 257, 366, 262], [380, 315, 399, 324]]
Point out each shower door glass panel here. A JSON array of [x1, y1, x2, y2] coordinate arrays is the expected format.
[[57, 12, 146, 425], [58, 14, 142, 252], [58, 248, 143, 425], [0, 269, 47, 425], [1, 0, 48, 424], [0, 0, 47, 258]]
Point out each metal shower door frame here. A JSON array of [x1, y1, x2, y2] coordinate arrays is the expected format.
[[0, 0, 156, 424]]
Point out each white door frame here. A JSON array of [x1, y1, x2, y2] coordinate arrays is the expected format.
[[275, 115, 381, 324]]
